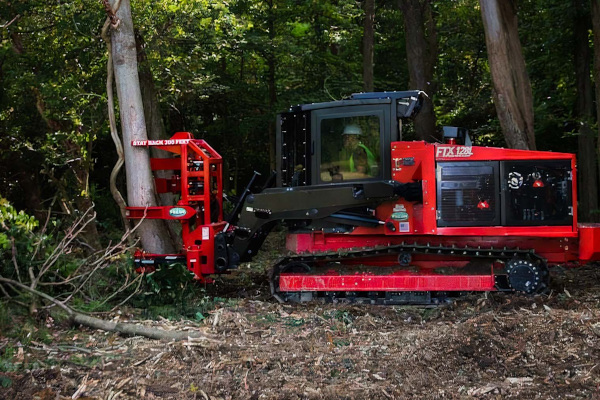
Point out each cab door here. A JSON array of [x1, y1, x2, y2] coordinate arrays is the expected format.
[[311, 104, 391, 184]]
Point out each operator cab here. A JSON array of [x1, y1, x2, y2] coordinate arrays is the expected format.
[[276, 91, 424, 187]]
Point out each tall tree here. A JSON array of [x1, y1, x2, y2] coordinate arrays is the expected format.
[[573, 0, 598, 221], [592, 1, 600, 185], [479, 0, 535, 150], [399, 0, 439, 141], [135, 31, 182, 248], [362, 0, 375, 92], [107, 0, 174, 253], [266, 0, 277, 172]]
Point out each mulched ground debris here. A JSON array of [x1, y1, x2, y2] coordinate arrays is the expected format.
[[2, 264, 600, 399]]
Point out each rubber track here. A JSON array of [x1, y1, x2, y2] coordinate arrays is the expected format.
[[270, 241, 544, 303]]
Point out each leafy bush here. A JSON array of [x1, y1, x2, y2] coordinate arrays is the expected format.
[[0, 197, 43, 280], [131, 263, 236, 319], [0, 196, 39, 251]]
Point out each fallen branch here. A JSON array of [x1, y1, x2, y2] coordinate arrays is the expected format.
[[36, 206, 96, 284], [0, 281, 11, 298], [60, 218, 144, 304], [0, 276, 218, 342], [31, 199, 54, 261], [71, 314, 220, 342], [10, 237, 21, 283], [0, 276, 72, 314]]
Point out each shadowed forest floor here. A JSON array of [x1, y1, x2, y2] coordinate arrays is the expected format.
[[1, 258, 600, 399]]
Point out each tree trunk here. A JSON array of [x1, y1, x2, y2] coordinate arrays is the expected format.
[[399, 0, 439, 141], [592, 0, 600, 188], [136, 31, 183, 249], [362, 0, 375, 92], [267, 59, 276, 172], [573, 0, 598, 222], [267, 0, 277, 172], [109, 0, 174, 254], [479, 0, 536, 150], [66, 138, 101, 249], [16, 167, 43, 220]]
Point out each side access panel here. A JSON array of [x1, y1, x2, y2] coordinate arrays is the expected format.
[[436, 161, 500, 227], [579, 224, 600, 261]]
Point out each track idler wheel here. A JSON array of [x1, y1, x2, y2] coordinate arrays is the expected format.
[[506, 258, 548, 294], [269, 261, 312, 303]]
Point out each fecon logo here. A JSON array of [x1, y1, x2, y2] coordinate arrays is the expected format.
[[391, 211, 409, 221], [436, 146, 473, 158], [169, 207, 187, 218]]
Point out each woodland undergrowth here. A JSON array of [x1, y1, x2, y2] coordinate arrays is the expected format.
[[0, 197, 221, 345]]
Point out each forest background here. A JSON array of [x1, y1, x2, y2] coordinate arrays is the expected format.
[[2, 0, 600, 312], [3, 2, 600, 397]]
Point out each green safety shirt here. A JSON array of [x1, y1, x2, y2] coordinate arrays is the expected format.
[[349, 143, 376, 174]]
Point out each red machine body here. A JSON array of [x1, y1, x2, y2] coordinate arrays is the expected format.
[[125, 91, 600, 303], [279, 141, 600, 295], [287, 142, 582, 258], [126, 133, 600, 298]]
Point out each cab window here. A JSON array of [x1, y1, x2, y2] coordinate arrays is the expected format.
[[320, 115, 381, 182]]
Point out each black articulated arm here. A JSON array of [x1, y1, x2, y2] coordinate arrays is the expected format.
[[218, 180, 422, 267]]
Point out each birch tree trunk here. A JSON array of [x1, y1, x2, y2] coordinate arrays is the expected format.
[[479, 0, 536, 150], [362, 0, 375, 92], [136, 31, 183, 249], [399, 0, 439, 141], [109, 0, 174, 253]]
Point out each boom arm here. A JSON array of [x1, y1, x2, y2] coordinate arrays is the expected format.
[[224, 180, 423, 264]]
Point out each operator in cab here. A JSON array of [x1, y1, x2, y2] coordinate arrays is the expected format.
[[322, 120, 379, 182], [340, 124, 376, 176]]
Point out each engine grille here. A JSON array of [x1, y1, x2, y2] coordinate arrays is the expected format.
[[437, 162, 498, 226]]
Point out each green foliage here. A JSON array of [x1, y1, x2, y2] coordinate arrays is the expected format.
[[0, 196, 138, 317], [130, 263, 236, 319], [434, 0, 497, 144], [70, 298, 112, 313], [0, 197, 38, 233], [0, 197, 38, 254], [68, 256, 139, 312], [323, 309, 354, 327], [0, 375, 12, 388], [519, 0, 579, 152], [1, 1, 108, 209], [69, 355, 102, 368], [2, 0, 590, 224], [142, 263, 194, 299], [139, 294, 237, 321], [0, 302, 12, 331], [0, 350, 19, 374], [284, 317, 305, 327], [1, 198, 67, 288], [0, 198, 43, 282]]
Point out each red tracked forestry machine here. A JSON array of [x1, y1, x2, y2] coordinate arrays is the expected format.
[[127, 91, 600, 305]]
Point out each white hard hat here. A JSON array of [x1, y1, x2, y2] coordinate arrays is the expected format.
[[343, 124, 362, 135]]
